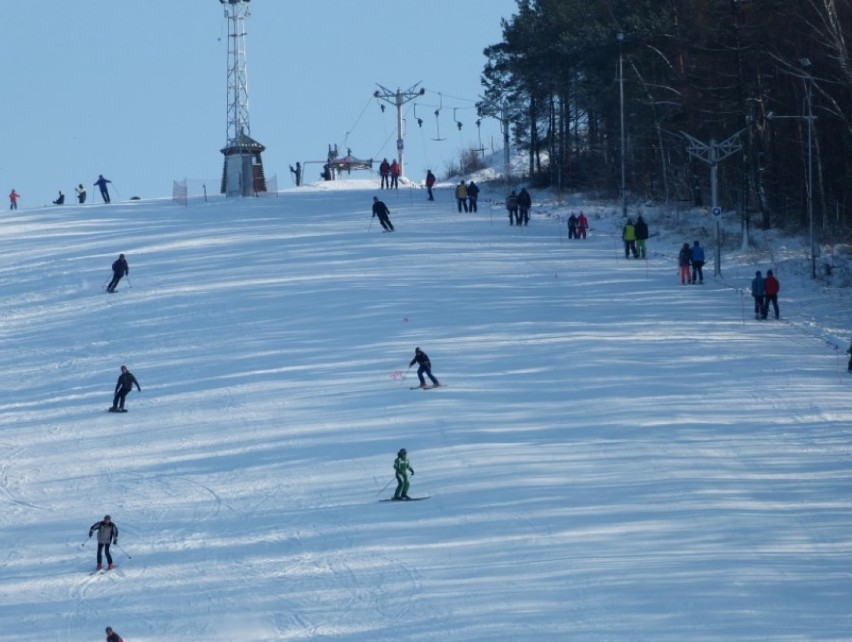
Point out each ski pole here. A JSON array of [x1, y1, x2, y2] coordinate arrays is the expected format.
[[126, 274, 132, 289], [376, 476, 396, 496], [368, 216, 374, 233], [114, 542, 132, 559], [400, 364, 411, 383]]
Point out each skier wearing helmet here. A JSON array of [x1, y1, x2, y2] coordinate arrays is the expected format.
[[393, 448, 414, 500]]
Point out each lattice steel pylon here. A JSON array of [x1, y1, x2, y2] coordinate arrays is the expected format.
[[219, 0, 266, 197]]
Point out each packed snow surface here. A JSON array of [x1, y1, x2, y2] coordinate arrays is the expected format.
[[0, 180, 850, 641]]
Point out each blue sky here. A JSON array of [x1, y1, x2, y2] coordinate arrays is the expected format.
[[2, 0, 519, 205]]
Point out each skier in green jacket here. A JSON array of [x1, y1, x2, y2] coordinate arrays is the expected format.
[[393, 448, 414, 500]]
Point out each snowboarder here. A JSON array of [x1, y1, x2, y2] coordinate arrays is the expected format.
[[517, 188, 532, 225], [763, 269, 780, 319], [690, 240, 705, 284], [105, 625, 124, 642], [393, 448, 414, 500], [9, 189, 20, 210], [409, 347, 440, 388], [94, 174, 111, 203], [289, 162, 302, 186], [107, 253, 129, 293], [371, 196, 394, 232], [506, 190, 519, 225], [567, 213, 578, 239], [76, 184, 87, 204], [88, 515, 119, 571], [110, 365, 141, 412], [379, 158, 391, 189], [751, 271, 765, 320], [425, 170, 436, 201], [455, 181, 468, 212], [622, 219, 638, 258], [635, 215, 649, 258], [678, 242, 692, 285], [577, 211, 588, 238], [53, 191, 65, 205], [467, 181, 480, 212]]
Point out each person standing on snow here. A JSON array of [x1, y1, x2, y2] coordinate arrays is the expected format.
[[577, 211, 588, 238], [379, 158, 391, 189], [110, 365, 141, 412], [393, 448, 415, 501], [371, 196, 394, 232], [289, 162, 302, 187], [425, 170, 436, 201], [567, 213, 578, 239], [634, 214, 649, 258], [467, 180, 480, 212], [88, 514, 119, 571], [690, 240, 705, 284], [622, 218, 638, 258], [9, 189, 20, 210], [94, 175, 112, 203], [390, 159, 401, 189], [76, 183, 87, 204], [455, 181, 468, 212], [751, 271, 765, 320], [678, 242, 692, 285], [409, 347, 440, 388], [763, 269, 780, 319], [107, 253, 129, 293], [517, 188, 532, 225], [105, 625, 124, 642], [505, 190, 519, 225]]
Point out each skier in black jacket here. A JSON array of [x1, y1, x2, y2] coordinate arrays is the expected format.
[[409, 347, 440, 388], [107, 254, 128, 293], [88, 514, 119, 570], [371, 196, 394, 232], [110, 365, 141, 412]]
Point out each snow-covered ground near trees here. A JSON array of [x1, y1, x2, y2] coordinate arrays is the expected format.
[[0, 174, 850, 642]]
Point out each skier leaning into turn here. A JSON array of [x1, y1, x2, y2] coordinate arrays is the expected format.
[[393, 448, 414, 501]]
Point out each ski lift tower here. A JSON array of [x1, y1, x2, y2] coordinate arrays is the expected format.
[[219, 0, 267, 197], [374, 82, 425, 178]]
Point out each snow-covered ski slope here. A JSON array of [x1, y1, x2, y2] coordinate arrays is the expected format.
[[0, 181, 850, 642]]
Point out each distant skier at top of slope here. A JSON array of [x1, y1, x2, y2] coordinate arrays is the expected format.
[[105, 625, 124, 642], [409, 347, 440, 388], [94, 174, 111, 203]]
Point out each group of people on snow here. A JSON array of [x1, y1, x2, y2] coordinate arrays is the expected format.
[[8, 175, 110, 210], [750, 270, 781, 320], [505, 188, 531, 225], [566, 212, 589, 239], [454, 180, 481, 213], [677, 240, 706, 285], [379, 158, 401, 189], [622, 215, 650, 259]]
